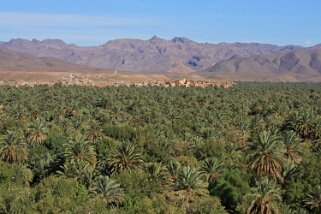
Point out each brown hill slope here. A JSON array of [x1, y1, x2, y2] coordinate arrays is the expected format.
[[203, 48, 321, 81], [2, 37, 301, 72], [0, 45, 105, 72], [165, 62, 196, 74]]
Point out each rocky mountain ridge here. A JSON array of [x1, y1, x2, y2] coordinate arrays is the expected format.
[[2, 36, 302, 72]]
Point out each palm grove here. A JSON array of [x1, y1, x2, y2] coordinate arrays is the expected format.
[[0, 82, 320, 213]]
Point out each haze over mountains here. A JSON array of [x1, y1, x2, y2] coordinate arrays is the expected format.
[[1, 36, 321, 81], [0, 45, 105, 73]]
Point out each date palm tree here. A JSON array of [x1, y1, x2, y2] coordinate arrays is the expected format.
[[199, 158, 223, 182], [167, 160, 181, 182], [223, 143, 242, 167], [167, 106, 179, 128], [64, 136, 97, 167], [60, 160, 94, 188], [168, 166, 208, 210], [280, 161, 300, 184], [0, 130, 28, 164], [15, 165, 33, 186], [145, 162, 171, 187], [175, 166, 208, 194], [287, 110, 318, 140], [107, 141, 143, 173], [27, 119, 47, 145], [282, 131, 302, 164], [84, 121, 102, 143], [244, 177, 282, 214], [28, 152, 54, 182], [246, 131, 285, 180], [91, 175, 124, 207]]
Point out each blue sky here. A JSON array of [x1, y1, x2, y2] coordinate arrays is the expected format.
[[0, 0, 320, 46]]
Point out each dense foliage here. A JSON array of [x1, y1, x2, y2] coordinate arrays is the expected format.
[[0, 82, 320, 213]]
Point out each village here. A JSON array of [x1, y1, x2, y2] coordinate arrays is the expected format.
[[0, 73, 234, 88]]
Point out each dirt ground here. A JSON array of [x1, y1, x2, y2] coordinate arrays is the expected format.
[[0, 71, 222, 87]]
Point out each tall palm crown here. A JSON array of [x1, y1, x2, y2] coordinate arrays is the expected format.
[[169, 166, 209, 210], [287, 110, 319, 140], [199, 158, 223, 181], [91, 175, 124, 207], [167, 160, 181, 182], [246, 131, 285, 180], [107, 142, 144, 173], [145, 162, 171, 187], [64, 136, 97, 167], [84, 121, 102, 143], [245, 177, 282, 214], [282, 130, 302, 164], [175, 166, 207, 192], [0, 130, 28, 164], [27, 119, 47, 144]]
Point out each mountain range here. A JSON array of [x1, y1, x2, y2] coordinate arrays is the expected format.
[[1, 36, 321, 81], [2, 36, 301, 72]]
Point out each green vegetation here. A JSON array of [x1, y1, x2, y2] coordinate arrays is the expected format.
[[0, 82, 320, 213]]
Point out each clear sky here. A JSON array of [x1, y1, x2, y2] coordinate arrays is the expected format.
[[0, 0, 320, 46]]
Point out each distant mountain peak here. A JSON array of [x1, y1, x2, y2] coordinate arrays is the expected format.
[[6, 38, 32, 47], [7, 38, 67, 47], [8, 38, 29, 43], [172, 37, 192, 43], [149, 35, 163, 42]]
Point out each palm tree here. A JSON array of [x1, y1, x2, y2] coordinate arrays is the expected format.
[[15, 165, 33, 186], [60, 160, 94, 188], [145, 162, 171, 187], [246, 131, 285, 180], [64, 136, 97, 167], [167, 160, 181, 182], [304, 185, 321, 212], [282, 131, 302, 164], [28, 152, 55, 181], [244, 177, 282, 214], [107, 142, 143, 173], [287, 110, 318, 140], [27, 119, 47, 145], [91, 175, 124, 207], [0, 130, 28, 164], [168, 166, 208, 210], [223, 143, 242, 167], [167, 106, 179, 128], [199, 158, 223, 182], [280, 161, 299, 184], [84, 121, 102, 143], [58, 117, 75, 136], [235, 115, 250, 147], [175, 166, 208, 193]]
